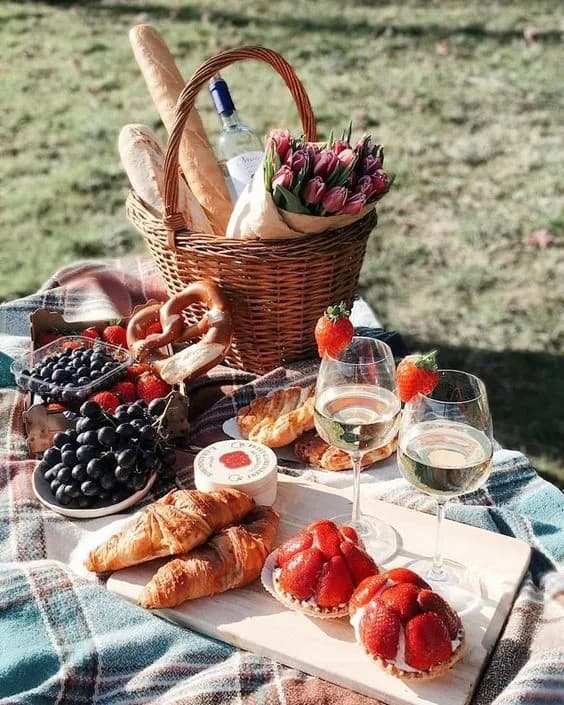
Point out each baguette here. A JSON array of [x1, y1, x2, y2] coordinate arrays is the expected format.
[[129, 24, 232, 235], [118, 123, 212, 233]]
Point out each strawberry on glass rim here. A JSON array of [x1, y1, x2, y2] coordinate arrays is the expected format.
[[271, 519, 379, 618], [314, 302, 354, 358], [396, 350, 439, 403]]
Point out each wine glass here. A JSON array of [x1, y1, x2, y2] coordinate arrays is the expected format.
[[314, 337, 401, 562], [397, 370, 493, 593]]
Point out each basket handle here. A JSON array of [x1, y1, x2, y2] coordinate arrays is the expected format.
[[162, 45, 317, 232]]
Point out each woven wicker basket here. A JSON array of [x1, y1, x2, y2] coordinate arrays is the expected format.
[[126, 46, 377, 375]]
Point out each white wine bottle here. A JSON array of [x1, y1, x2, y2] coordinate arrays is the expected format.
[[209, 74, 264, 201]]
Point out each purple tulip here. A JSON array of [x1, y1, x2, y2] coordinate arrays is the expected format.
[[286, 148, 310, 174], [342, 193, 367, 215], [322, 186, 349, 214], [371, 170, 390, 196], [332, 139, 350, 155], [362, 154, 383, 175], [313, 150, 339, 179], [337, 148, 357, 168], [355, 175, 375, 198], [272, 165, 294, 190], [302, 176, 326, 205], [266, 129, 292, 161]]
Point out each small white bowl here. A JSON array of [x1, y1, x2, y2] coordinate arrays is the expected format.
[[32, 465, 156, 519]]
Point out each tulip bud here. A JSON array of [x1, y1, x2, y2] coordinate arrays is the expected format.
[[287, 148, 310, 174], [313, 150, 339, 179], [302, 176, 326, 206], [371, 170, 390, 196], [322, 186, 349, 214], [337, 148, 357, 168], [272, 165, 294, 190], [355, 175, 375, 198], [363, 154, 383, 175], [342, 193, 367, 215], [266, 129, 292, 161], [332, 139, 350, 155]]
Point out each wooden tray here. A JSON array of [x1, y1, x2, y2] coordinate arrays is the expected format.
[[108, 476, 530, 705]]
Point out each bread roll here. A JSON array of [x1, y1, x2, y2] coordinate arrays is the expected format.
[[119, 123, 212, 233], [129, 24, 232, 235]]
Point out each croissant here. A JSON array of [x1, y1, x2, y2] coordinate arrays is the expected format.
[[139, 505, 279, 608], [237, 385, 314, 448], [85, 488, 254, 573]]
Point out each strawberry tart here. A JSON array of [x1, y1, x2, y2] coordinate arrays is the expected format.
[[349, 568, 465, 680], [271, 520, 379, 618]]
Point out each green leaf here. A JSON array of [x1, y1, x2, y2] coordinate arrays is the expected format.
[[275, 185, 311, 214], [346, 120, 353, 144]]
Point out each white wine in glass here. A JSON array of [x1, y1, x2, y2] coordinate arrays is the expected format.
[[397, 370, 494, 592], [314, 337, 401, 563]]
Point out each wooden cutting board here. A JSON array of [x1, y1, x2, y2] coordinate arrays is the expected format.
[[108, 476, 530, 705]]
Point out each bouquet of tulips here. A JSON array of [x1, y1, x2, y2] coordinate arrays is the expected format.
[[226, 126, 393, 240]]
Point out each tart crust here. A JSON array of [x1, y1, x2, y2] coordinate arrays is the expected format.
[[273, 572, 350, 619], [362, 628, 466, 681]]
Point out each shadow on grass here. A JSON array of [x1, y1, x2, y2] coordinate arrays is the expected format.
[[36, 2, 563, 44], [406, 336, 564, 488]]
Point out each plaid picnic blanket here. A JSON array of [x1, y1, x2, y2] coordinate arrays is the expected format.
[[1, 256, 563, 705]]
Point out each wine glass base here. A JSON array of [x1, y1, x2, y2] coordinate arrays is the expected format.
[[331, 513, 398, 564], [406, 557, 483, 614]]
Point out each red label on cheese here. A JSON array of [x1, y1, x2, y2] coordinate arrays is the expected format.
[[219, 451, 252, 469]]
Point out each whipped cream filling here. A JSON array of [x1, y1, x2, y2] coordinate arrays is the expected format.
[[350, 604, 462, 674]]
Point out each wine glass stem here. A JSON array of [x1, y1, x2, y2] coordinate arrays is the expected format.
[[430, 498, 448, 581], [351, 453, 363, 525]]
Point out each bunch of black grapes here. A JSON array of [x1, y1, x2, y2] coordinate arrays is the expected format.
[[37, 397, 176, 508]]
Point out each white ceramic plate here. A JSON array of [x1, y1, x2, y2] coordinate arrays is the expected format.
[[222, 417, 302, 463], [32, 465, 157, 519]]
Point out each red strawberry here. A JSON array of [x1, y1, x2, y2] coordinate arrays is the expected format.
[[360, 599, 401, 659], [309, 520, 342, 559], [396, 351, 439, 403], [349, 574, 388, 614], [417, 589, 462, 639], [81, 327, 100, 340], [340, 540, 378, 585], [61, 340, 81, 351], [379, 583, 421, 624], [404, 612, 452, 671], [146, 321, 162, 336], [127, 362, 151, 382], [313, 555, 354, 608], [37, 333, 62, 347], [277, 532, 313, 567], [110, 381, 136, 404], [339, 525, 359, 545], [278, 547, 325, 601], [88, 391, 120, 414], [386, 567, 430, 589], [102, 324, 127, 348], [137, 372, 172, 403], [314, 302, 354, 358]]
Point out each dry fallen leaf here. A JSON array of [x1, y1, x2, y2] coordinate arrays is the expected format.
[[436, 41, 449, 56], [521, 229, 555, 248]]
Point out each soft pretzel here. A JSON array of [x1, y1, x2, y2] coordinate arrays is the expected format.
[[126, 280, 233, 384]]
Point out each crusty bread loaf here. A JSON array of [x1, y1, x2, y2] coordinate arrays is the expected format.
[[129, 24, 231, 234], [237, 385, 315, 448], [294, 431, 397, 471], [118, 123, 212, 233]]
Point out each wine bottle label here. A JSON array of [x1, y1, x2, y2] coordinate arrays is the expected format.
[[226, 151, 264, 197]]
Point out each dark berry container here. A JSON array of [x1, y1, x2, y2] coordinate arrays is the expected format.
[[11, 336, 132, 405]]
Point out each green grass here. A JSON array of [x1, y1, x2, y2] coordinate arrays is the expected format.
[[1, 1, 563, 486]]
